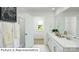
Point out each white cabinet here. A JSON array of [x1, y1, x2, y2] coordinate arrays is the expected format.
[[54, 42, 63, 52], [47, 34, 63, 52], [48, 38, 53, 51], [46, 33, 53, 51], [47, 33, 79, 52], [47, 33, 63, 52], [47, 34, 55, 52]]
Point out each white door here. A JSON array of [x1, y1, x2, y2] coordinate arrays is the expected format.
[[25, 15, 34, 48]]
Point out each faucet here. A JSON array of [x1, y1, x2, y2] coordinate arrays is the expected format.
[[73, 36, 79, 39]]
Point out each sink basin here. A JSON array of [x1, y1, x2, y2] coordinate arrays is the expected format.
[[55, 34, 66, 38]]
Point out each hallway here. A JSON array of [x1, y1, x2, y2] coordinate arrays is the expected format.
[[33, 38, 50, 52]]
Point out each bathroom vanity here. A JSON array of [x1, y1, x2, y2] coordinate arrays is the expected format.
[[47, 33, 79, 52]]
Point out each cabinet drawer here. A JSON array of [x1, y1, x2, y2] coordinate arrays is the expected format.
[[64, 48, 79, 52]]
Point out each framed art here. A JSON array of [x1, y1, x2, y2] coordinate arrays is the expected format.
[[1, 7, 17, 22]]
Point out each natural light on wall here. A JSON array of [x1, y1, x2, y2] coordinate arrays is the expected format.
[[34, 17, 44, 31]]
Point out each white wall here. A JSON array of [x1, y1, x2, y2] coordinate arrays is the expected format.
[[33, 17, 44, 38], [0, 22, 3, 47], [30, 12, 55, 44]]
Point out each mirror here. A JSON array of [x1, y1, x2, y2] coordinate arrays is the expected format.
[[55, 7, 79, 39], [55, 12, 65, 34], [76, 16, 79, 37]]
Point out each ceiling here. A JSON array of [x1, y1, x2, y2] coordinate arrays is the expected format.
[[65, 7, 79, 12], [17, 7, 59, 13]]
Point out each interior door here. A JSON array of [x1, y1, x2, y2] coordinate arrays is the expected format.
[[25, 15, 34, 48]]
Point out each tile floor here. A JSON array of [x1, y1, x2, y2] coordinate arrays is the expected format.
[[33, 44, 49, 52]]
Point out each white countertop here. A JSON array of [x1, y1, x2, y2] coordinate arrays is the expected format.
[[48, 32, 79, 48]]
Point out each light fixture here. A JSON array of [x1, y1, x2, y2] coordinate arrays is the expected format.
[[52, 8, 55, 11]]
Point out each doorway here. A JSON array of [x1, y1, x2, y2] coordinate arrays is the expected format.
[[33, 17, 45, 44]]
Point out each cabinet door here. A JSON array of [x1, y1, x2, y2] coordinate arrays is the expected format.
[[48, 38, 52, 51], [46, 33, 49, 45], [51, 38, 56, 52], [47, 34, 56, 52], [48, 37, 55, 52], [54, 42, 63, 52]]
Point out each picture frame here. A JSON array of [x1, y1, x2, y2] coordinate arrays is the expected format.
[[1, 7, 17, 22]]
